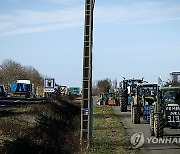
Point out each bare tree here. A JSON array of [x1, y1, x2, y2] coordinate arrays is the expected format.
[[24, 66, 43, 86], [0, 59, 43, 87], [96, 78, 112, 94], [0, 59, 26, 84]]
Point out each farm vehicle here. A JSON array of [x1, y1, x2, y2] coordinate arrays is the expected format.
[[97, 93, 108, 105], [119, 78, 144, 112], [97, 93, 119, 106], [69, 87, 81, 96], [0, 85, 7, 97], [131, 83, 158, 124], [108, 92, 119, 106], [11, 80, 35, 98], [150, 86, 180, 138]]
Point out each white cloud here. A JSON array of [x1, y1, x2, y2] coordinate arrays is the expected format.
[[0, 7, 84, 36], [94, 2, 180, 24], [0, 1, 180, 36]]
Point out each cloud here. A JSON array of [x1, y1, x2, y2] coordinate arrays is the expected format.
[[94, 2, 180, 24], [0, 7, 84, 36], [0, 1, 180, 36]]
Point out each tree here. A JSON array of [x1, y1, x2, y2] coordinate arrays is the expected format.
[[96, 78, 112, 94], [0, 59, 26, 84], [24, 66, 43, 86], [0, 59, 43, 87]]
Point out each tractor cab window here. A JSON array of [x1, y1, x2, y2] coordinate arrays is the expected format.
[[108, 93, 115, 97], [163, 90, 180, 104], [138, 86, 157, 96]]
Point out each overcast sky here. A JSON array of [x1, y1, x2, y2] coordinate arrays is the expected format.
[[0, 0, 180, 86]]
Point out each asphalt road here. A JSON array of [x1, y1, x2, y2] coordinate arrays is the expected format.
[[113, 106, 180, 154]]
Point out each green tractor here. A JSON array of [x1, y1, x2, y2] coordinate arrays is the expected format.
[[131, 83, 158, 124], [150, 86, 180, 138], [120, 78, 144, 112]]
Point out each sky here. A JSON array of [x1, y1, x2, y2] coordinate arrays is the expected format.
[[0, 0, 180, 87]]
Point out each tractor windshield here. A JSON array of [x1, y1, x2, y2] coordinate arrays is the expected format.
[[138, 85, 157, 97], [163, 89, 180, 104], [108, 93, 115, 98]]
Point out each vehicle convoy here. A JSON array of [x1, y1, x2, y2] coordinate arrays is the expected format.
[[119, 78, 144, 112], [150, 86, 180, 138], [0, 85, 7, 97], [131, 83, 158, 124], [11, 80, 34, 98]]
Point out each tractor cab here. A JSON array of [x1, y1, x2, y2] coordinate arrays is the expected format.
[[119, 78, 144, 112], [161, 87, 180, 128], [137, 83, 158, 106], [150, 86, 180, 138], [98, 93, 109, 105], [131, 83, 158, 124], [0, 85, 7, 97], [108, 92, 116, 106]]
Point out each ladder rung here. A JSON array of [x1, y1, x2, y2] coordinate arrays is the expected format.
[[82, 129, 89, 132]]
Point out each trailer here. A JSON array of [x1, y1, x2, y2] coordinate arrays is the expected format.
[[69, 87, 81, 96], [11, 80, 34, 98]]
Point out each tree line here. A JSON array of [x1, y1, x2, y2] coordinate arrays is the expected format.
[[0, 59, 43, 87]]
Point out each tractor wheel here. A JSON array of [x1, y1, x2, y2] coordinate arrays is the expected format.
[[120, 97, 127, 112], [131, 103, 133, 122], [150, 111, 154, 136], [154, 114, 164, 138], [132, 106, 140, 124]]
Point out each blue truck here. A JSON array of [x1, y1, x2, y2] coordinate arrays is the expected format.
[[11, 80, 33, 98]]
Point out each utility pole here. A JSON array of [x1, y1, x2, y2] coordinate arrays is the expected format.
[[81, 0, 95, 148]]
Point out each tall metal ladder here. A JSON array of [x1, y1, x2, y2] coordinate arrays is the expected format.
[[81, 0, 95, 148]]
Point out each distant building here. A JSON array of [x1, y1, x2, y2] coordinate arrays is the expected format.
[[170, 72, 180, 82]]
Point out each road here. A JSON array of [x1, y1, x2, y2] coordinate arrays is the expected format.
[[0, 97, 44, 112], [112, 106, 180, 154]]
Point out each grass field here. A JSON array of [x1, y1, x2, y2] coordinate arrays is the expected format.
[[91, 105, 139, 154]]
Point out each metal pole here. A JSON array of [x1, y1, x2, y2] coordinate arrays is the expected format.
[[81, 0, 95, 149]]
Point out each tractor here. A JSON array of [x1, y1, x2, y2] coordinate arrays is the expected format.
[[119, 78, 144, 112], [98, 93, 109, 105], [108, 92, 118, 106], [131, 83, 158, 124], [150, 86, 180, 138]]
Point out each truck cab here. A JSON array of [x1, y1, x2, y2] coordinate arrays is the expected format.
[[0, 85, 7, 97]]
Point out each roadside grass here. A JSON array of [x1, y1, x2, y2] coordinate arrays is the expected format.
[[91, 105, 139, 154], [0, 99, 81, 154]]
